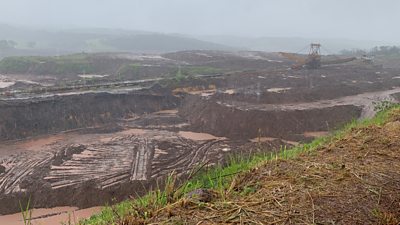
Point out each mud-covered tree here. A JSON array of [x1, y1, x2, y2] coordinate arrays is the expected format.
[[0, 40, 17, 50], [370, 46, 400, 56]]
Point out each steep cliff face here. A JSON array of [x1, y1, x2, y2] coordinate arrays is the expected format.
[[179, 95, 362, 141], [0, 91, 180, 141]]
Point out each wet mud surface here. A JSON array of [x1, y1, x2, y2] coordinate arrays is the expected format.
[[1, 50, 400, 219]]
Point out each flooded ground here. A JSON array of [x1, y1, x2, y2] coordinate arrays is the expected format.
[[0, 206, 101, 225], [0, 81, 15, 88], [78, 74, 109, 78], [0, 116, 243, 215], [1, 50, 400, 220], [178, 131, 222, 141]]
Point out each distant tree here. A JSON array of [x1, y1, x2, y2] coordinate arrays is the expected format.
[[0, 40, 10, 50], [27, 41, 36, 48], [339, 48, 367, 56], [341, 45, 400, 56], [7, 40, 17, 48], [370, 46, 400, 56], [0, 40, 17, 50]]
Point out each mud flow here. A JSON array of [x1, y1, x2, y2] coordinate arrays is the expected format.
[[1, 51, 400, 222]]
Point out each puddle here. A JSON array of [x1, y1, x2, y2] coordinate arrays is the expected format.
[[17, 80, 40, 85], [0, 206, 101, 225], [154, 109, 178, 115], [282, 140, 300, 146], [195, 52, 213, 58], [224, 89, 236, 95], [201, 92, 215, 97], [267, 87, 292, 93], [173, 86, 216, 97], [17, 135, 64, 152], [78, 74, 109, 78], [250, 137, 277, 142], [250, 137, 299, 146], [303, 131, 329, 138], [119, 128, 148, 136], [0, 81, 15, 89], [178, 131, 221, 141]]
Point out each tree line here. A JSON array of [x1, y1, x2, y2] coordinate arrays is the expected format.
[[341, 46, 400, 56]]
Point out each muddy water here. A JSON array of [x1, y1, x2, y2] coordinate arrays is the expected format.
[[267, 87, 292, 93], [303, 131, 329, 138], [18, 136, 64, 152], [0, 132, 102, 157], [0, 206, 101, 225], [250, 137, 300, 146], [224, 89, 236, 95], [0, 124, 236, 214], [0, 135, 64, 157], [250, 137, 277, 142], [154, 109, 178, 114], [78, 74, 109, 78], [178, 131, 221, 141], [0, 81, 15, 89]]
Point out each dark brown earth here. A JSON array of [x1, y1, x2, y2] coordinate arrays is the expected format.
[[122, 108, 400, 225], [0, 50, 400, 216]]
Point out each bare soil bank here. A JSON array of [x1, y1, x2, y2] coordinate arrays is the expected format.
[[0, 89, 180, 141], [180, 94, 362, 141]]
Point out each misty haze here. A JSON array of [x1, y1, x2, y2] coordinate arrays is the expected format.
[[0, 1, 400, 225]]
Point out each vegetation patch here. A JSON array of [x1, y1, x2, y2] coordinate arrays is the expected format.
[[0, 54, 95, 75]]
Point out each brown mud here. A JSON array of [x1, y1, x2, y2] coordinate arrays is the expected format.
[[0, 206, 101, 225], [0, 50, 400, 218], [133, 108, 400, 225]]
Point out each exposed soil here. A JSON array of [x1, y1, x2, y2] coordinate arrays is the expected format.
[[124, 108, 400, 225], [0, 50, 400, 220], [0, 87, 180, 141], [180, 88, 400, 141], [0, 124, 256, 214]]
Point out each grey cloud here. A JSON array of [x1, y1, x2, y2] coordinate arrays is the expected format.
[[0, 0, 399, 42]]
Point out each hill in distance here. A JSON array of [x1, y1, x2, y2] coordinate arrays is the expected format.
[[0, 24, 233, 58], [0, 24, 398, 58]]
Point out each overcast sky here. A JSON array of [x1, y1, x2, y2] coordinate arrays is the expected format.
[[0, 0, 399, 42]]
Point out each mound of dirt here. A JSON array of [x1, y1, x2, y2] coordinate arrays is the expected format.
[[127, 108, 400, 224]]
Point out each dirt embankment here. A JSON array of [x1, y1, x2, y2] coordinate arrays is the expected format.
[[138, 108, 400, 225], [179, 95, 362, 141], [0, 90, 180, 141]]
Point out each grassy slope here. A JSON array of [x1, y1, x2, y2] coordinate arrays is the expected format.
[[0, 53, 224, 81], [0, 54, 95, 75], [82, 104, 400, 225]]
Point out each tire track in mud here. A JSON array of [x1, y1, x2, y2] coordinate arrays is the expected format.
[[0, 151, 53, 194], [130, 138, 154, 181], [45, 137, 155, 190], [0, 131, 231, 214], [150, 138, 223, 179]]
